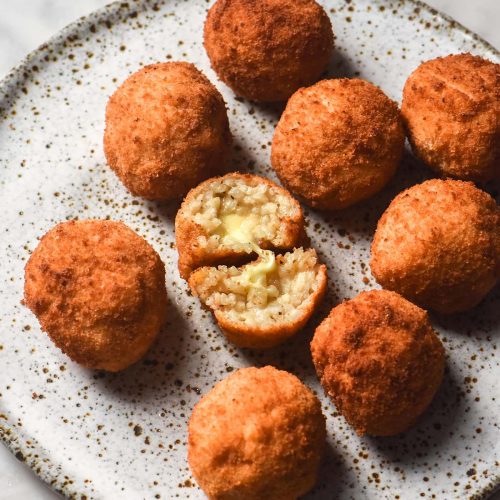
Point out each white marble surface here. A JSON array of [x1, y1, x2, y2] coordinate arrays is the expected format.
[[0, 1, 498, 499]]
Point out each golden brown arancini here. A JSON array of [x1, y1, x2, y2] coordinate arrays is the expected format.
[[24, 220, 167, 371], [370, 179, 500, 314], [104, 62, 231, 200], [204, 0, 334, 102], [175, 173, 306, 279], [402, 53, 499, 183], [189, 248, 327, 349], [178, 173, 326, 348], [188, 366, 326, 499], [271, 79, 405, 210], [311, 290, 445, 436]]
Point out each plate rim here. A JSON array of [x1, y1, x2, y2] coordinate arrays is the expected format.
[[0, 0, 499, 498]]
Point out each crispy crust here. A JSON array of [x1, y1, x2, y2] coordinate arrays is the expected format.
[[175, 173, 306, 279], [188, 250, 328, 349], [104, 62, 231, 200], [271, 78, 405, 209], [311, 290, 445, 436], [188, 366, 326, 499], [204, 0, 334, 102], [370, 179, 500, 314], [402, 53, 500, 183], [23, 220, 167, 371]]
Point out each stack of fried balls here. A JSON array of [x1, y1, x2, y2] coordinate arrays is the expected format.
[[22, 0, 499, 498]]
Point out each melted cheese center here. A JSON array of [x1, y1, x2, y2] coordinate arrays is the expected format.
[[240, 249, 278, 306], [217, 213, 278, 305], [241, 249, 277, 286], [218, 213, 260, 245]]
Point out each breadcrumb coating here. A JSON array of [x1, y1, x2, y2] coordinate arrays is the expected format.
[[272, 78, 405, 209], [188, 366, 326, 499], [311, 290, 445, 436], [204, 0, 334, 101], [24, 220, 167, 371], [370, 179, 500, 314], [402, 53, 499, 183], [104, 62, 231, 200]]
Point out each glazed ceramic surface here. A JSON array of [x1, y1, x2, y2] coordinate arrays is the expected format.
[[0, 0, 498, 498]]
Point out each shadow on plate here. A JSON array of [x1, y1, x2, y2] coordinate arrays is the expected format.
[[326, 47, 359, 80], [91, 296, 195, 403], [248, 99, 286, 125], [306, 440, 358, 499], [363, 359, 466, 466], [309, 148, 435, 241], [229, 133, 261, 172], [432, 285, 500, 337]]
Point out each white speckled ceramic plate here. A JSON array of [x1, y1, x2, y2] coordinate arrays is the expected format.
[[0, 0, 499, 498]]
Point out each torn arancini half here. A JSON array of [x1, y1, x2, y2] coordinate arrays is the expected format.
[[189, 247, 327, 349], [175, 173, 306, 279]]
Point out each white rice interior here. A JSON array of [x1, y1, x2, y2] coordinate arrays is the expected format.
[[193, 248, 322, 326], [186, 176, 298, 253]]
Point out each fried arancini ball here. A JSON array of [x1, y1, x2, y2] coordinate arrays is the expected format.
[[175, 173, 306, 279], [271, 79, 405, 210], [23, 220, 167, 371], [188, 366, 326, 499], [178, 173, 326, 348], [104, 62, 231, 200], [370, 179, 500, 314], [189, 248, 327, 348], [204, 0, 334, 102], [402, 53, 499, 183], [311, 290, 445, 436]]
